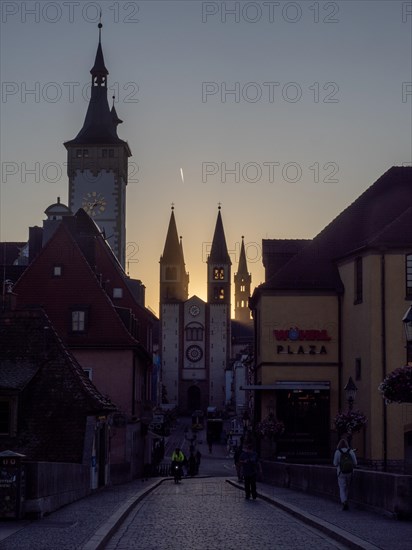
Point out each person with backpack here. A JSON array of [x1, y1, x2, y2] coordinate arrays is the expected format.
[[333, 438, 357, 510], [240, 443, 262, 500]]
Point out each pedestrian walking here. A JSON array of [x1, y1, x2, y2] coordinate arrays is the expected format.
[[188, 452, 197, 476], [333, 438, 357, 511], [207, 432, 213, 453], [240, 443, 261, 500], [234, 443, 243, 482], [195, 449, 201, 474]]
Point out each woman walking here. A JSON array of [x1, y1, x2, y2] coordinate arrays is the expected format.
[[333, 438, 357, 510]]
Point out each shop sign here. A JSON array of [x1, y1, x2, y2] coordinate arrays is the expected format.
[[274, 327, 332, 355], [274, 327, 331, 342], [276, 344, 327, 355]]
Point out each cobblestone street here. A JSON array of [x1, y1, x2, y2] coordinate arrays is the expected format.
[[105, 478, 346, 550]]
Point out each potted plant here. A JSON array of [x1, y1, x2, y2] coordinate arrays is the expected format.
[[333, 410, 367, 438], [256, 413, 285, 439], [378, 365, 412, 404]]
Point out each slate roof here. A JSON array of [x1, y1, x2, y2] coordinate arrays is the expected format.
[[0, 309, 116, 462], [13, 208, 155, 358], [259, 166, 412, 293], [0, 360, 38, 391]]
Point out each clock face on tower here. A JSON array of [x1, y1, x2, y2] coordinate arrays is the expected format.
[[189, 305, 200, 317], [82, 191, 107, 217]]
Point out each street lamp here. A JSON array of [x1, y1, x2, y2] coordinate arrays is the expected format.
[[344, 376, 358, 411], [402, 305, 412, 363]]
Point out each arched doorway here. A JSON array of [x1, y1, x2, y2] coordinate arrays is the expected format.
[[187, 385, 201, 412]]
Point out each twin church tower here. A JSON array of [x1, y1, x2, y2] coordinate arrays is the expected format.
[[159, 207, 251, 411], [64, 26, 251, 412]]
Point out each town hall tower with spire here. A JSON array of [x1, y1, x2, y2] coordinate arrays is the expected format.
[[64, 23, 131, 269]]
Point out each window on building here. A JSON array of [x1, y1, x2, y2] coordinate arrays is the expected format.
[[113, 288, 123, 299], [76, 149, 82, 158], [102, 149, 108, 158], [109, 149, 114, 158], [406, 254, 412, 298], [185, 323, 204, 341], [53, 265, 62, 277], [219, 288, 225, 300], [83, 149, 89, 158], [83, 368, 93, 381], [213, 267, 225, 280], [71, 309, 87, 333], [354, 257, 363, 304], [240, 284, 245, 292]]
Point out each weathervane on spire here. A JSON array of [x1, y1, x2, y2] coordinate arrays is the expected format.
[[98, 10, 103, 41]]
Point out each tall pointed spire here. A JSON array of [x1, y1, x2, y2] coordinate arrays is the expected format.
[[234, 236, 252, 323], [208, 206, 231, 265], [64, 22, 130, 147], [91, 21, 109, 81], [161, 207, 183, 264], [64, 21, 132, 269], [160, 206, 189, 303], [237, 236, 248, 275], [207, 206, 231, 305]]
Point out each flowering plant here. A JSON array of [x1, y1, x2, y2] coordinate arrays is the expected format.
[[378, 366, 412, 404], [333, 410, 367, 435], [256, 413, 285, 439]]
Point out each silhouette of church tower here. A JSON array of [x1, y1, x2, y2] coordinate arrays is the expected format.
[[64, 22, 131, 268], [159, 207, 189, 303], [159, 207, 233, 412], [234, 237, 252, 323]]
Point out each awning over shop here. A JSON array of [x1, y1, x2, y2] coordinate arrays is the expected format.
[[240, 381, 330, 391]]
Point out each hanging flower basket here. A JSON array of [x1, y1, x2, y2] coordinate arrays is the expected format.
[[256, 413, 285, 440], [333, 410, 367, 436], [379, 366, 412, 404]]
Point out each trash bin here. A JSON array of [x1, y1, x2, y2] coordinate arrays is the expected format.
[[0, 450, 26, 519]]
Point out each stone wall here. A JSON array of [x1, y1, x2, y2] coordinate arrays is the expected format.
[[24, 462, 90, 518], [261, 461, 412, 519]]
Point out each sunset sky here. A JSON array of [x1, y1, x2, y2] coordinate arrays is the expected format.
[[1, 1, 411, 315]]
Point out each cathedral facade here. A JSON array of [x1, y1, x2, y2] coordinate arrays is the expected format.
[[159, 208, 251, 413]]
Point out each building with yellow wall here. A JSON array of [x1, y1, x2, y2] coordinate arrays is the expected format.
[[249, 166, 412, 471]]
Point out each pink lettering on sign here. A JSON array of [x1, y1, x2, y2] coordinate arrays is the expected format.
[[274, 327, 331, 341]]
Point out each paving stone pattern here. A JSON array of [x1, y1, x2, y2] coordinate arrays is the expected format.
[[105, 478, 347, 550]]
